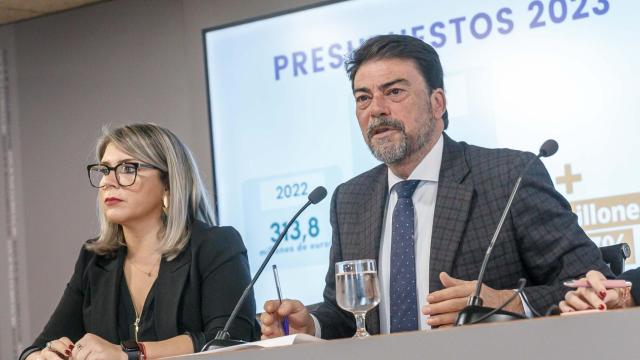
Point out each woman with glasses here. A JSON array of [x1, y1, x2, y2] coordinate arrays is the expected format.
[[20, 124, 257, 360]]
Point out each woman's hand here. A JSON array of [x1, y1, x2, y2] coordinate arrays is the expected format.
[[70, 333, 126, 360], [26, 337, 74, 360], [559, 270, 632, 312]]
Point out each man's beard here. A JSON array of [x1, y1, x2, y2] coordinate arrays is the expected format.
[[365, 115, 435, 165]]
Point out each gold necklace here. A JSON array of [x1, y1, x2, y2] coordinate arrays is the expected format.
[[127, 259, 160, 277]]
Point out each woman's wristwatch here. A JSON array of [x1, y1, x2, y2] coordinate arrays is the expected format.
[[121, 340, 147, 360]]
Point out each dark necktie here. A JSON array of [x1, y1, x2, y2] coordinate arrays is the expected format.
[[390, 180, 421, 333]]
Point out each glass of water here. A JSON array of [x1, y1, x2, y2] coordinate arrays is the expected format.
[[335, 259, 381, 338]]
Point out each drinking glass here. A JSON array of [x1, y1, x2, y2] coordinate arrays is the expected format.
[[335, 259, 381, 338]]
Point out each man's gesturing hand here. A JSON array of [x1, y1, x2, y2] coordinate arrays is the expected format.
[[422, 272, 524, 327]]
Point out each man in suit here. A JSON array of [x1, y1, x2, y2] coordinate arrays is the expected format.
[[260, 34, 611, 339]]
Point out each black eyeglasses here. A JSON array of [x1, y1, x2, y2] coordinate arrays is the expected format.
[[86, 162, 160, 188]]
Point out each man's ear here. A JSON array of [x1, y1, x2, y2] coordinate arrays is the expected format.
[[430, 88, 447, 121]]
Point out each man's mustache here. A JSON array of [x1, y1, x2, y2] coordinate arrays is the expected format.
[[366, 117, 405, 140]]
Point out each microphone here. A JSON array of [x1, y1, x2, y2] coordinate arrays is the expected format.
[[539, 139, 558, 157], [308, 186, 328, 204], [202, 186, 328, 350], [455, 140, 558, 326]]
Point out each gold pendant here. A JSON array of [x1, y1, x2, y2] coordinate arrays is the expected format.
[[132, 317, 140, 342]]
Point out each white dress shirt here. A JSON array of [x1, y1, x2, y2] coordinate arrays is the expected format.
[[311, 135, 443, 336], [378, 134, 443, 333]]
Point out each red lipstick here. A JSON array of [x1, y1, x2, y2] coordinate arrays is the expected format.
[[104, 197, 122, 206]]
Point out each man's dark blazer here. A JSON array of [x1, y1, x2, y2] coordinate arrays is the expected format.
[[20, 220, 258, 359], [312, 133, 612, 339]]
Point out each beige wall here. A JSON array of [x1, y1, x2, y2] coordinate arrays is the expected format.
[[0, 0, 322, 357]]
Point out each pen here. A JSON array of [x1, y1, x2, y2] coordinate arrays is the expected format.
[[272, 264, 289, 335], [563, 279, 632, 289]]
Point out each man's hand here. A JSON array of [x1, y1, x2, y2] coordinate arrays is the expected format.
[[260, 299, 316, 339], [422, 272, 524, 327]]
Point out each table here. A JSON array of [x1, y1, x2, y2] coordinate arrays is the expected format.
[[168, 308, 640, 359]]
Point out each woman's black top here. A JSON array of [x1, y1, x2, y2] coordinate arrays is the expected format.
[[117, 271, 158, 343]]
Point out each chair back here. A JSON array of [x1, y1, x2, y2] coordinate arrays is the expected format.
[[599, 243, 631, 276]]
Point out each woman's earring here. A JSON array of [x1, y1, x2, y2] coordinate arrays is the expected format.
[[162, 193, 169, 214]]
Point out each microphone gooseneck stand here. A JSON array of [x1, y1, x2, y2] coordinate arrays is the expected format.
[[455, 140, 558, 326], [201, 186, 328, 351]]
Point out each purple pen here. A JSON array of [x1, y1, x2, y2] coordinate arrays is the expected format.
[[272, 264, 290, 335]]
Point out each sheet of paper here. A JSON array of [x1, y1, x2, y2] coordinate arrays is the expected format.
[[160, 334, 325, 359]]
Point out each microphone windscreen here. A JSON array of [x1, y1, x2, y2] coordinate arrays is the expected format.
[[308, 186, 328, 204], [539, 139, 558, 157]]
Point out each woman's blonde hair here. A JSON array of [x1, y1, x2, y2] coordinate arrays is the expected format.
[[86, 123, 215, 260]]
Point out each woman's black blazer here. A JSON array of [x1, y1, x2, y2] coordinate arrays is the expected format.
[[20, 220, 258, 359]]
